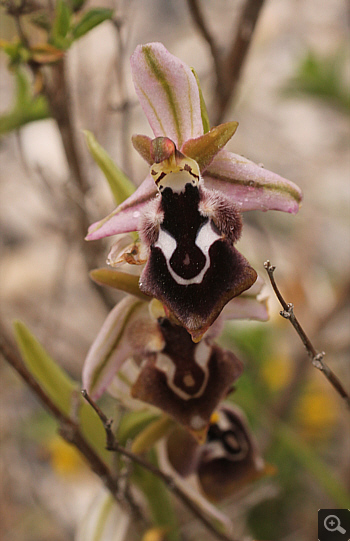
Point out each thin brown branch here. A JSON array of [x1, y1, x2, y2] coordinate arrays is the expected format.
[[42, 59, 88, 193], [0, 325, 119, 496], [264, 260, 350, 408], [0, 322, 236, 539], [82, 390, 240, 541], [186, 0, 224, 89], [187, 0, 266, 124], [221, 0, 265, 115], [0, 322, 147, 527]]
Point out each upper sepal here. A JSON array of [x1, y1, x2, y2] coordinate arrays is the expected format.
[[130, 42, 203, 148]]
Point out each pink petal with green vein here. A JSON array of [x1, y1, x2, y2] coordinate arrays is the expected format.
[[82, 297, 147, 399], [86, 174, 157, 240], [130, 42, 203, 148], [221, 296, 268, 321], [204, 150, 302, 213]]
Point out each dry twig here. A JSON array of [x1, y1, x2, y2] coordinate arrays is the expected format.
[[0, 321, 239, 541], [264, 260, 350, 408], [187, 0, 266, 123], [82, 390, 240, 541]]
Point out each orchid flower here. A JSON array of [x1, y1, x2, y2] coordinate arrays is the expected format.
[[86, 42, 302, 340], [163, 403, 269, 502], [83, 281, 268, 439], [86, 42, 302, 242]]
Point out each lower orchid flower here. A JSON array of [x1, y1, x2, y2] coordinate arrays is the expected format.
[[82, 267, 268, 439], [163, 403, 269, 502]]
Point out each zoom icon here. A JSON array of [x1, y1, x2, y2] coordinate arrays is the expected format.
[[318, 509, 350, 541]]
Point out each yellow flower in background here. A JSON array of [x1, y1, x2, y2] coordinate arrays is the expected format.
[[294, 379, 339, 441], [142, 528, 168, 541], [261, 353, 293, 392], [46, 435, 86, 476]]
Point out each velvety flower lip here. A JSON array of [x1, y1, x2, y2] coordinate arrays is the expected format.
[[130, 318, 243, 437], [86, 42, 302, 242]]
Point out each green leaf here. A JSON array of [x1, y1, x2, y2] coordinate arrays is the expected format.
[[0, 69, 50, 135], [286, 49, 350, 113], [14, 320, 76, 416], [131, 415, 174, 454], [191, 67, 210, 133], [72, 8, 113, 40], [79, 399, 110, 462], [0, 40, 31, 66], [275, 422, 350, 508], [52, 0, 72, 42], [133, 449, 179, 541], [117, 410, 160, 447], [71, 0, 87, 12], [84, 130, 135, 205], [13, 321, 110, 462]]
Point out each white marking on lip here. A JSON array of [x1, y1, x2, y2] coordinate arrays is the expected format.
[[155, 348, 209, 400], [190, 415, 206, 430], [154, 221, 221, 285]]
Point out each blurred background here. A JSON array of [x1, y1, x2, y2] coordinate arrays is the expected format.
[[0, 0, 349, 540]]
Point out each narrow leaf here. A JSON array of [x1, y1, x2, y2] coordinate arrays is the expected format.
[[52, 0, 72, 41], [31, 43, 65, 64], [72, 8, 113, 40], [14, 320, 109, 461], [131, 415, 174, 454], [133, 449, 179, 541], [14, 320, 76, 416], [0, 70, 50, 135], [84, 130, 135, 205], [276, 422, 350, 508], [117, 410, 160, 447]]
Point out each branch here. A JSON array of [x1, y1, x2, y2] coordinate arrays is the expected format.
[[186, 0, 224, 90], [0, 321, 237, 540], [222, 0, 265, 114], [187, 0, 266, 124], [0, 323, 146, 527], [82, 390, 240, 541], [0, 327, 118, 492], [264, 260, 350, 408]]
